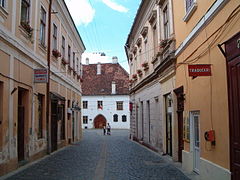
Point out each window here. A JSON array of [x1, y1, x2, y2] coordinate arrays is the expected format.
[[73, 52, 75, 70], [37, 94, 44, 139], [153, 25, 158, 55], [186, 0, 194, 13], [68, 45, 71, 64], [21, 0, 30, 23], [113, 114, 118, 122], [122, 115, 127, 122], [163, 5, 169, 39], [76, 58, 79, 74], [40, 6, 46, 46], [53, 24, 57, 50], [0, 0, 6, 8], [116, 101, 123, 110], [83, 101, 88, 109], [97, 101, 103, 109], [83, 116, 88, 124], [61, 36, 65, 58]]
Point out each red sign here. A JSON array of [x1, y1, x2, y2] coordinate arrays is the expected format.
[[34, 69, 48, 83], [188, 64, 211, 77]]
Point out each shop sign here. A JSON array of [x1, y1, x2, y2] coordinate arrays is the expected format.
[[34, 69, 48, 83], [188, 64, 211, 77]]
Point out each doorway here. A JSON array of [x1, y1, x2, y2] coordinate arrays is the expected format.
[[225, 32, 240, 180], [17, 88, 28, 162], [174, 86, 184, 162], [191, 111, 200, 173], [94, 115, 106, 128], [51, 100, 58, 152], [165, 93, 172, 156]]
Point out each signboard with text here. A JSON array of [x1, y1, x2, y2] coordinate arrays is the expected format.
[[188, 64, 211, 77], [34, 69, 48, 83]]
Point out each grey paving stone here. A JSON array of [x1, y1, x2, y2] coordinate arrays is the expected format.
[[2, 130, 190, 180]]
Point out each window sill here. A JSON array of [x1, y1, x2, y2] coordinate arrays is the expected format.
[[183, 2, 197, 22], [39, 43, 47, 54], [0, 5, 8, 20]]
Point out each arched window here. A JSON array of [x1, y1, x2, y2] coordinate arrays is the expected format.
[[122, 115, 127, 122], [113, 114, 118, 122]]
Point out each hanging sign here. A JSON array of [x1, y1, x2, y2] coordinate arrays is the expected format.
[[188, 64, 211, 77], [34, 69, 48, 83]]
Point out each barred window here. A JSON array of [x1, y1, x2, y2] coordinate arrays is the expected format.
[[116, 101, 123, 110], [83, 101, 88, 109], [83, 116, 88, 124], [97, 101, 103, 109]]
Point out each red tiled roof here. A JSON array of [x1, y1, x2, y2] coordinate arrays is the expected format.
[[82, 63, 129, 95]]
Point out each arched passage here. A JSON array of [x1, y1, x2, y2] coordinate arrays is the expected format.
[[94, 115, 107, 129]]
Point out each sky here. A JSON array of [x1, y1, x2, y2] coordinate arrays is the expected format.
[[65, 0, 141, 72]]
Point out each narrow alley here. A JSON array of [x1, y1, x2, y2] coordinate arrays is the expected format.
[[1, 130, 190, 180]]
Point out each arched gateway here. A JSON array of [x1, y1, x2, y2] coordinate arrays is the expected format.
[[94, 115, 106, 129]]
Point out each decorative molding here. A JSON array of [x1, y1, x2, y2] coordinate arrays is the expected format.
[[140, 26, 148, 38], [148, 10, 157, 24]]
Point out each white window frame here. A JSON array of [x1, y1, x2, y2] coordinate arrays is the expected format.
[[163, 4, 169, 39], [0, 0, 6, 8], [83, 116, 88, 124], [21, 0, 30, 23], [40, 6, 46, 46], [116, 101, 123, 111], [52, 23, 57, 50], [183, 0, 197, 22], [61, 36, 65, 58]]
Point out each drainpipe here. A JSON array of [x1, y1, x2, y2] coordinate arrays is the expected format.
[[46, 0, 53, 154]]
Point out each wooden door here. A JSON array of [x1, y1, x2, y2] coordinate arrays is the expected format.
[[51, 101, 58, 152], [94, 115, 106, 129], [174, 86, 184, 162], [17, 106, 24, 161], [226, 32, 240, 180]]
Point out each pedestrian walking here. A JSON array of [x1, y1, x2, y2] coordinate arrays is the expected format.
[[103, 126, 106, 135], [107, 123, 111, 135]]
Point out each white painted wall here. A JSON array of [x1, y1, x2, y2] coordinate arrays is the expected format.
[[82, 95, 130, 129]]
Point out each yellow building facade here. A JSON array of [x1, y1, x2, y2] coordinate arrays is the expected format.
[[173, 0, 240, 179], [0, 0, 85, 176]]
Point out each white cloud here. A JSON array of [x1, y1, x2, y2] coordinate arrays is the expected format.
[[102, 0, 128, 13], [65, 0, 95, 26]]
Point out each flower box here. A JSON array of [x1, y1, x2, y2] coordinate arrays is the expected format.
[[132, 74, 137, 80], [20, 21, 33, 37], [61, 58, 69, 65], [52, 49, 61, 58], [137, 69, 143, 76], [141, 62, 149, 71], [160, 39, 168, 48]]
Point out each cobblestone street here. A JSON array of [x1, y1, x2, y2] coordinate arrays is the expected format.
[[1, 130, 190, 180]]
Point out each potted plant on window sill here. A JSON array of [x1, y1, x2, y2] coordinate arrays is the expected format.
[[142, 62, 149, 71], [52, 49, 61, 58], [61, 58, 68, 65], [20, 21, 33, 38], [137, 69, 143, 76]]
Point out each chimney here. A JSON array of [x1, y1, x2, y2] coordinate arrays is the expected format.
[[86, 58, 89, 65], [112, 81, 116, 94], [97, 62, 101, 75], [112, 56, 118, 64]]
